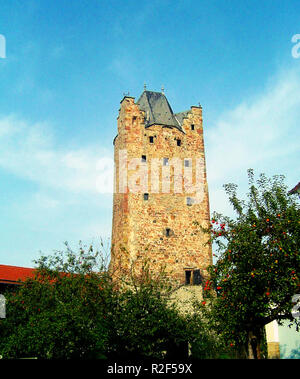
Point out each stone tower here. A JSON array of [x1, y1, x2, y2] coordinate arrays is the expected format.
[[110, 89, 212, 285]]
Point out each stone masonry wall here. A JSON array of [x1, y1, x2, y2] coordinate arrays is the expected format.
[[110, 95, 212, 285]]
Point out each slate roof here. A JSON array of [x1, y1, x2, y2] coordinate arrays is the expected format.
[[174, 110, 190, 126], [137, 90, 184, 131]]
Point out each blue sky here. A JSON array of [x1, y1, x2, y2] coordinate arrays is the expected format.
[[0, 0, 299, 267]]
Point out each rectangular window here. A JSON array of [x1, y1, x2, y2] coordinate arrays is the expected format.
[[177, 139, 181, 146], [165, 228, 171, 237], [163, 158, 169, 166], [141, 155, 146, 162], [149, 136, 154, 143], [144, 193, 149, 201], [185, 270, 192, 285], [186, 197, 193, 206], [184, 159, 190, 167], [191, 124, 195, 130], [193, 269, 202, 285]]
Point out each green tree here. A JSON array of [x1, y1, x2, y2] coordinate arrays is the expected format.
[[201, 170, 300, 359], [0, 242, 112, 359], [105, 260, 205, 359], [0, 243, 212, 359], [109, 260, 238, 360]]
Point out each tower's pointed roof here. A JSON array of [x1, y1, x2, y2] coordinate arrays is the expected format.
[[137, 90, 183, 130]]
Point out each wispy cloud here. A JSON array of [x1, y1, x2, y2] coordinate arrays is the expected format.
[[0, 115, 114, 195], [0, 116, 114, 265], [206, 67, 300, 216]]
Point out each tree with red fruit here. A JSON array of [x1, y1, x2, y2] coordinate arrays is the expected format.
[[202, 170, 300, 359]]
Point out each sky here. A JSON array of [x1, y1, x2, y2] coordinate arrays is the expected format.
[[0, 0, 299, 267]]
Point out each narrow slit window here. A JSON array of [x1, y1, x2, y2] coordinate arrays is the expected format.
[[177, 139, 181, 146], [149, 136, 154, 143], [143, 193, 149, 201], [186, 197, 193, 206], [184, 159, 190, 167], [165, 228, 171, 237], [191, 124, 195, 131]]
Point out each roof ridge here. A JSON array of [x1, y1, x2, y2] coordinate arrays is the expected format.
[[0, 264, 34, 269]]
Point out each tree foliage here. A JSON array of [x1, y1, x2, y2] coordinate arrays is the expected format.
[[201, 170, 300, 358], [0, 242, 220, 359], [0, 242, 111, 359]]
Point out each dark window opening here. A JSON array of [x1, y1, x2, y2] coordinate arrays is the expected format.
[[144, 193, 149, 201], [163, 158, 169, 166], [165, 228, 171, 237], [184, 159, 190, 167], [133, 116, 137, 121], [149, 136, 154, 143], [141, 155, 147, 162], [193, 269, 202, 285], [191, 124, 195, 130], [177, 139, 181, 146], [186, 197, 193, 206], [185, 270, 192, 285]]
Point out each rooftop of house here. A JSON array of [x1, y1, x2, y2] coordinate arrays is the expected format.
[[0, 264, 36, 285]]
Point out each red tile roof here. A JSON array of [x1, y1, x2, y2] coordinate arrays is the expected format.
[[0, 264, 36, 284]]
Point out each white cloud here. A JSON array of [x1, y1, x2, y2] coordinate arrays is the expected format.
[[0, 115, 114, 265], [205, 67, 300, 217], [0, 115, 114, 195]]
